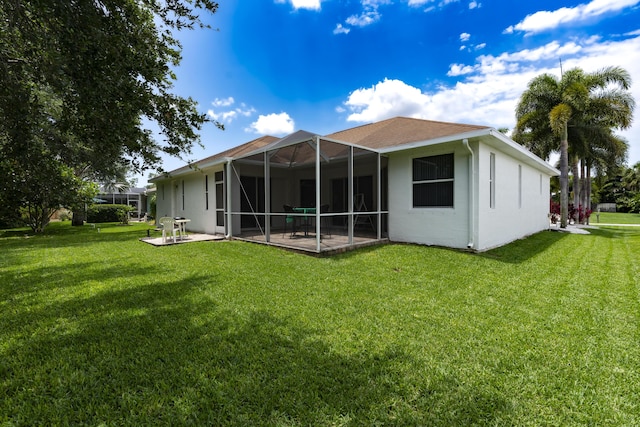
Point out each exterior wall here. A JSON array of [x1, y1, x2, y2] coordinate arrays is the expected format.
[[387, 143, 471, 249], [475, 142, 551, 250], [154, 135, 554, 250], [155, 180, 172, 221], [154, 165, 225, 234]]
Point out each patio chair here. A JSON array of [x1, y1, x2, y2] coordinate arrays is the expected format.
[[320, 204, 331, 238], [283, 204, 298, 237], [159, 216, 177, 244]]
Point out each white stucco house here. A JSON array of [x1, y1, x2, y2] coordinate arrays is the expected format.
[[151, 117, 559, 253]]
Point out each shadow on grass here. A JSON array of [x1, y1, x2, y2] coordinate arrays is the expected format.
[[1, 273, 511, 426], [478, 230, 569, 264], [0, 222, 156, 254], [334, 230, 571, 265], [587, 226, 640, 240]]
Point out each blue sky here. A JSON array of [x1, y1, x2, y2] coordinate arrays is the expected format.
[[142, 0, 640, 184]]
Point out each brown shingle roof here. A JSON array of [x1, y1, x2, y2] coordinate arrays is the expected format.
[[199, 135, 280, 163], [326, 117, 489, 149], [155, 135, 279, 179], [158, 117, 493, 178]]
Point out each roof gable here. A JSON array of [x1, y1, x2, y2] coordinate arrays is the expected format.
[[326, 117, 489, 149]]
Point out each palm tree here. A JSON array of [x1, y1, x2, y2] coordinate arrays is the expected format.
[[622, 161, 640, 193], [514, 66, 634, 228]]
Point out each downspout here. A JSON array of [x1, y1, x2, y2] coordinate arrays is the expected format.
[[225, 160, 233, 239], [462, 139, 474, 249]]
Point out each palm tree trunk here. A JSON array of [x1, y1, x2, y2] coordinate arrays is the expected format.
[[572, 156, 580, 224], [560, 124, 569, 228], [586, 159, 592, 224]]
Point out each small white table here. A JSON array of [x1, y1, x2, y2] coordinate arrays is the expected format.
[[174, 218, 190, 240]]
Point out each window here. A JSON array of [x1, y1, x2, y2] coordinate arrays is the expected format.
[[540, 174, 543, 195], [518, 165, 522, 209], [412, 153, 454, 207], [205, 175, 209, 210], [215, 171, 224, 227], [181, 180, 185, 211], [489, 153, 495, 209]]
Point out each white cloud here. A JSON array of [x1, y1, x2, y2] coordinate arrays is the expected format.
[[408, 0, 461, 9], [460, 32, 471, 42], [208, 98, 255, 124], [505, 0, 640, 35], [447, 63, 475, 76], [338, 0, 391, 30], [279, 0, 322, 11], [346, 9, 381, 27], [469, 1, 481, 9], [474, 43, 486, 50], [341, 34, 640, 163], [343, 79, 433, 122], [212, 97, 235, 107], [333, 23, 351, 35], [247, 112, 295, 135]]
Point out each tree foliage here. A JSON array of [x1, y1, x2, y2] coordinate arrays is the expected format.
[[514, 66, 635, 227], [0, 0, 221, 231]]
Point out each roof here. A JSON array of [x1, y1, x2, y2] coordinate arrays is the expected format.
[[326, 117, 489, 149], [153, 116, 558, 179], [151, 135, 278, 181]]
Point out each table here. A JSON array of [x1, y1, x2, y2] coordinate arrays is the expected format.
[[174, 218, 190, 240], [292, 207, 316, 236]]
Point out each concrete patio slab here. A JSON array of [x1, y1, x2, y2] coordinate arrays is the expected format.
[[140, 233, 225, 246]]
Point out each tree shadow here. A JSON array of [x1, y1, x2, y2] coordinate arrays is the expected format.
[[586, 226, 640, 240], [477, 230, 569, 264], [0, 222, 156, 252], [2, 273, 511, 425]]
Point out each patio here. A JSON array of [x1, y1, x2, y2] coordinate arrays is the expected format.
[[140, 233, 225, 246], [225, 131, 389, 253]]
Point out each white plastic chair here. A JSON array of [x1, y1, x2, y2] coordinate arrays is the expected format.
[[159, 217, 177, 244]]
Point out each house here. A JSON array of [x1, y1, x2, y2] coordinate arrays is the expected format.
[[95, 187, 149, 219], [151, 117, 559, 253]]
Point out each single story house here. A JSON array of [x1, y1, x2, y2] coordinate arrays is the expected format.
[[96, 187, 149, 219], [151, 116, 559, 253]]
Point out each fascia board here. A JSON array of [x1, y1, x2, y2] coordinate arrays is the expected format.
[[377, 128, 559, 176], [319, 135, 384, 154], [149, 157, 232, 182], [377, 129, 493, 154], [486, 130, 560, 176]]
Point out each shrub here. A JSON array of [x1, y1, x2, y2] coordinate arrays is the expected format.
[[550, 201, 592, 224], [616, 194, 640, 213], [550, 200, 560, 224], [87, 204, 134, 223], [568, 203, 592, 224]]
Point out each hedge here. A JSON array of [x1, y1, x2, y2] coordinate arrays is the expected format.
[[87, 204, 134, 223]]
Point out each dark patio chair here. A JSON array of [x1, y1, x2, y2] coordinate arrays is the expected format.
[[320, 204, 331, 238], [283, 204, 298, 237]]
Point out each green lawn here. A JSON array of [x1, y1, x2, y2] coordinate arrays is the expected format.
[[1, 222, 639, 426], [592, 211, 640, 224]]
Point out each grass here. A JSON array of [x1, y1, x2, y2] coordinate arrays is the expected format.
[[592, 211, 640, 224], [1, 222, 639, 426]]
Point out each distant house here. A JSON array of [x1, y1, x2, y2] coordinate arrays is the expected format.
[[96, 187, 149, 219], [151, 117, 559, 253]]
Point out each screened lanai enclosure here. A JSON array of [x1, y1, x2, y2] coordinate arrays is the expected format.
[[225, 131, 389, 253]]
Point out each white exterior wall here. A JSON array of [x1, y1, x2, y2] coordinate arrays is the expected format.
[[387, 143, 471, 249], [154, 166, 226, 235], [155, 180, 172, 220], [475, 143, 551, 250]]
